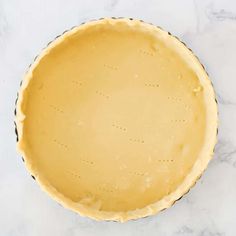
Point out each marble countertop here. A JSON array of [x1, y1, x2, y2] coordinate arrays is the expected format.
[[1, 0, 236, 235]]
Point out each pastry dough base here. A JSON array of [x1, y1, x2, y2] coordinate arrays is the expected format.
[[16, 18, 218, 222]]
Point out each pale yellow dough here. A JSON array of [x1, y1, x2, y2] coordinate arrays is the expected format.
[[16, 18, 218, 221]]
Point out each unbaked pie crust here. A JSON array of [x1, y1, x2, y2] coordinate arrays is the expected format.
[[15, 18, 218, 222]]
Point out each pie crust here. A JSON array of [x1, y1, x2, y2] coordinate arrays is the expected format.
[[15, 18, 218, 222]]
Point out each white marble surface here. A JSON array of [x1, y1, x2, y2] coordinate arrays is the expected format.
[[0, 0, 236, 235]]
